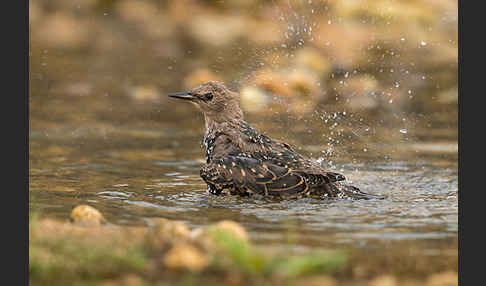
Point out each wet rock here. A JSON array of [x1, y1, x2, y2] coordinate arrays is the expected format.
[[191, 220, 249, 251], [425, 271, 458, 286], [211, 220, 249, 242], [163, 242, 209, 272], [184, 69, 222, 89], [368, 275, 398, 286], [70, 205, 106, 226], [148, 218, 191, 248], [288, 69, 321, 98], [282, 69, 324, 114]]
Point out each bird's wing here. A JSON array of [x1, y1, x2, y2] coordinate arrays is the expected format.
[[200, 156, 345, 196]]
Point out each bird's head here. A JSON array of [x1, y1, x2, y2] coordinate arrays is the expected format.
[[168, 81, 243, 124]]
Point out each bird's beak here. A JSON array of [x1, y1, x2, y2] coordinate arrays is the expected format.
[[168, 91, 197, 101]]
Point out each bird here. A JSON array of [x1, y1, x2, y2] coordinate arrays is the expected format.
[[168, 81, 384, 200]]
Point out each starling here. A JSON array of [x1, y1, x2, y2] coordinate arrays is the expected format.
[[168, 81, 384, 200]]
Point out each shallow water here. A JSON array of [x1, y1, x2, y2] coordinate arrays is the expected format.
[[29, 91, 457, 260]]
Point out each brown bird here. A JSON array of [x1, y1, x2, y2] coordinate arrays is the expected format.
[[169, 81, 384, 199]]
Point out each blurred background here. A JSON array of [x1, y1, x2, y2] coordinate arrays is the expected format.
[[29, 0, 458, 284], [30, 0, 457, 119]]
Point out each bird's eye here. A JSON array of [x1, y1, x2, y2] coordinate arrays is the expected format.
[[204, 93, 213, 101]]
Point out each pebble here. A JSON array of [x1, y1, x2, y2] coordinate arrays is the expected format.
[[163, 242, 209, 272], [149, 217, 191, 245], [191, 220, 249, 251], [70, 205, 106, 226]]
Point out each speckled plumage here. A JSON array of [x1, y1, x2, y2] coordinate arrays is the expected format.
[[169, 81, 384, 200]]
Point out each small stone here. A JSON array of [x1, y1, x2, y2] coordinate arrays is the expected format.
[[191, 220, 249, 251], [163, 243, 209, 272], [287, 69, 320, 98], [210, 220, 249, 242], [70, 205, 106, 226], [149, 218, 191, 247]]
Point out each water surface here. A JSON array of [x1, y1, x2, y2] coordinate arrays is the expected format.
[[29, 92, 457, 261]]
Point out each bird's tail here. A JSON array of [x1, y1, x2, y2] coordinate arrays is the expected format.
[[331, 182, 386, 200]]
